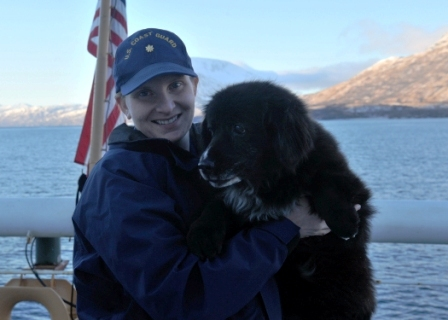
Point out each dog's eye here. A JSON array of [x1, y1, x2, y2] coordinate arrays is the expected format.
[[233, 125, 246, 135]]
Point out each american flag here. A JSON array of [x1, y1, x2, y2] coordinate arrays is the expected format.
[[74, 0, 127, 166]]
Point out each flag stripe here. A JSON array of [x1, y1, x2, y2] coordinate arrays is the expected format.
[[75, 0, 127, 166], [111, 7, 127, 33], [74, 81, 94, 165], [110, 30, 124, 48], [104, 104, 122, 142]]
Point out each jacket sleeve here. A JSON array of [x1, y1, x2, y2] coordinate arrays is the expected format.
[[74, 152, 300, 319]]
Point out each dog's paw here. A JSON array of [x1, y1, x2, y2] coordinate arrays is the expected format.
[[325, 205, 360, 240], [187, 220, 227, 260]]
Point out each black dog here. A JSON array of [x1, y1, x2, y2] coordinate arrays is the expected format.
[[187, 81, 376, 319]]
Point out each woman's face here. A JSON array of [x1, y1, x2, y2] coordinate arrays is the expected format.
[[117, 74, 198, 145]]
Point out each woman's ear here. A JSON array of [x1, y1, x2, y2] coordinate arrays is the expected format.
[[191, 76, 199, 95], [116, 94, 131, 119]]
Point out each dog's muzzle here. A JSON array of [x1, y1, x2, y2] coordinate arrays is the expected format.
[[198, 156, 241, 188]]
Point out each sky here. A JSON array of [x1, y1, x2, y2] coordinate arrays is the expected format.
[[1, 0, 447, 106]]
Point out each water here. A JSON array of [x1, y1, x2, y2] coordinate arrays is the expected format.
[[321, 118, 448, 201], [0, 126, 82, 197], [1, 118, 448, 319]]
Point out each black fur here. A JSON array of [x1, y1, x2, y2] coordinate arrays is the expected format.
[[187, 81, 376, 319]]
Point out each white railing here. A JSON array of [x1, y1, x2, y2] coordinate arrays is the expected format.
[[370, 199, 448, 244], [0, 197, 447, 244], [0, 198, 75, 237]]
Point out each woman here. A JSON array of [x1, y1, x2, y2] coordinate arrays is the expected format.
[[72, 28, 330, 320]]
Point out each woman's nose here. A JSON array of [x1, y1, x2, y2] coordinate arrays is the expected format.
[[156, 93, 176, 113]]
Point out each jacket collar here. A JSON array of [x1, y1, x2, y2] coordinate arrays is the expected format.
[[108, 123, 201, 171]]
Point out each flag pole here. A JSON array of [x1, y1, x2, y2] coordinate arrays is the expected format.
[[89, 0, 111, 173]]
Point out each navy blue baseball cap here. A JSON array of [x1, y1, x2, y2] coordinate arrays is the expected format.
[[113, 28, 197, 95]]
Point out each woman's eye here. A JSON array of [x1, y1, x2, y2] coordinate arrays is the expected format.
[[233, 125, 246, 135], [170, 81, 182, 90], [137, 89, 152, 97]]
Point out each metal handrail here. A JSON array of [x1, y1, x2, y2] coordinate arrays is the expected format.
[[1, 197, 447, 243]]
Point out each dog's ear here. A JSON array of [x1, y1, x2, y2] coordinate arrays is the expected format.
[[265, 98, 315, 172], [200, 117, 212, 148]]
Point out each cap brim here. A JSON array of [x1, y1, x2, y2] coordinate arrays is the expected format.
[[120, 62, 198, 95]]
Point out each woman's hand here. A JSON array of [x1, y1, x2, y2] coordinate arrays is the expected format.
[[286, 197, 331, 238], [286, 197, 362, 238]]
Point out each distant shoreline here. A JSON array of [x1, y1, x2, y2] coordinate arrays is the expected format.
[[1, 112, 448, 128], [310, 105, 448, 120]]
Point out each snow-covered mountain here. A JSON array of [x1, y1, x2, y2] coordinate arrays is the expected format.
[[192, 57, 279, 107], [305, 32, 448, 110], [3, 47, 447, 127], [0, 104, 87, 127], [0, 58, 287, 127]]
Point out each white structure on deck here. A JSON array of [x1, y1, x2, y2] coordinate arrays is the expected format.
[[0, 198, 447, 244]]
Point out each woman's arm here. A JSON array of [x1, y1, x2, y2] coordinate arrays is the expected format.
[[74, 157, 300, 319]]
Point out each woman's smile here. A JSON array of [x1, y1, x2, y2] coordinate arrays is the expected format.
[[153, 114, 181, 125]]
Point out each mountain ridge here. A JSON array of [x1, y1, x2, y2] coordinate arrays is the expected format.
[[0, 58, 300, 127], [3, 35, 448, 127], [303, 32, 448, 115]]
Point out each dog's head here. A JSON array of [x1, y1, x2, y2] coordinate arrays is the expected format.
[[199, 81, 316, 190]]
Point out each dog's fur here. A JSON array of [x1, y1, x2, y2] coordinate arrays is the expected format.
[[187, 81, 376, 319]]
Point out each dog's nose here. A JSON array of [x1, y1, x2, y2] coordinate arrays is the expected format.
[[198, 158, 215, 175]]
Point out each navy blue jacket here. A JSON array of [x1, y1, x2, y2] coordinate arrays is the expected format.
[[72, 123, 301, 319]]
